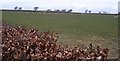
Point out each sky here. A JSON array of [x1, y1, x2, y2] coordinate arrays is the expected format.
[[0, 0, 120, 14]]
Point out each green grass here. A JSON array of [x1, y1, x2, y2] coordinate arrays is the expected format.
[[2, 11, 118, 39], [2, 11, 118, 58]]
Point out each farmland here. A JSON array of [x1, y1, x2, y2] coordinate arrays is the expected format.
[[2, 11, 118, 58]]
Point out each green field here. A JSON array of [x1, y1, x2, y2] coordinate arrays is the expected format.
[[2, 11, 118, 58]]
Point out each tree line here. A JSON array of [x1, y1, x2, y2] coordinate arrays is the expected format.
[[14, 6, 110, 14], [14, 6, 73, 13]]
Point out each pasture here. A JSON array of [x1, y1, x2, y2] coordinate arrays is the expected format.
[[2, 11, 118, 58]]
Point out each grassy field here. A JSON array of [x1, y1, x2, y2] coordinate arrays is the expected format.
[[2, 11, 118, 58]]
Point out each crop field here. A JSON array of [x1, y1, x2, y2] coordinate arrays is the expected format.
[[2, 11, 118, 59]]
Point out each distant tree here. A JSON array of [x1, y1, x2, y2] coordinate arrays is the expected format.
[[56, 9, 60, 13], [14, 6, 18, 10], [46, 9, 51, 13], [103, 11, 108, 14], [47, 9, 51, 12], [34, 7, 39, 11], [99, 11, 101, 14], [19, 7, 22, 10], [54, 9, 60, 13], [56, 9, 60, 12], [89, 10, 91, 13], [85, 9, 88, 13], [67, 9, 72, 13], [61, 9, 66, 13]]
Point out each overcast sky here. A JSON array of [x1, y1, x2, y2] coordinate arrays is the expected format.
[[0, 0, 119, 13]]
